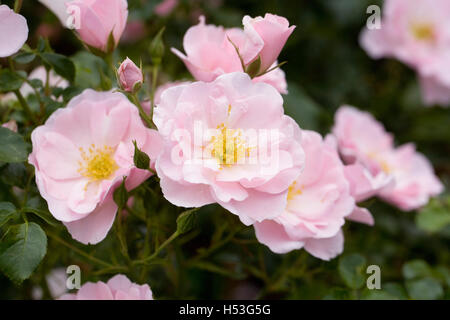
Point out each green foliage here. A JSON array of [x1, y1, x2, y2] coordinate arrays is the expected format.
[[0, 127, 28, 163], [0, 202, 18, 227], [0, 69, 24, 93], [416, 197, 450, 233], [40, 53, 76, 83], [338, 254, 367, 289], [0, 223, 47, 283]]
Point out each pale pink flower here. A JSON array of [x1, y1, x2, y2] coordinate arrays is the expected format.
[[141, 81, 191, 114], [360, 0, 450, 106], [2, 120, 18, 133], [377, 143, 444, 211], [0, 5, 28, 58], [253, 61, 288, 94], [59, 274, 153, 300], [333, 105, 443, 211], [154, 72, 305, 225], [121, 20, 146, 44], [242, 13, 295, 73], [154, 0, 178, 17], [67, 0, 128, 52], [118, 57, 143, 92], [38, 0, 71, 26], [171, 16, 289, 94], [419, 75, 450, 106], [254, 131, 359, 260], [29, 89, 162, 244]]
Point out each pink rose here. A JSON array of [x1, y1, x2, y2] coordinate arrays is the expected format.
[[253, 61, 288, 94], [29, 89, 162, 244], [2, 120, 18, 133], [419, 75, 450, 107], [332, 105, 443, 211], [67, 0, 128, 52], [118, 57, 143, 92], [154, 0, 178, 17], [60, 274, 153, 300], [0, 5, 28, 58], [254, 131, 362, 260], [360, 0, 450, 106], [171, 16, 289, 94], [242, 13, 295, 74], [154, 72, 305, 225]]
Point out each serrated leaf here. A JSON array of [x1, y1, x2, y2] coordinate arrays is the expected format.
[[0, 127, 28, 163], [416, 199, 450, 233], [406, 278, 444, 300], [0, 222, 47, 283], [0, 202, 18, 227], [402, 260, 432, 280], [338, 253, 367, 289], [0, 69, 24, 93], [14, 52, 36, 64], [40, 53, 75, 83]]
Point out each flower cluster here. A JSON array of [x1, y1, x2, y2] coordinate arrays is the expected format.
[[360, 0, 450, 106], [0, 0, 445, 300]]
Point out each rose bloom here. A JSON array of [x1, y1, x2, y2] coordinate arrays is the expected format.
[[332, 105, 443, 211], [60, 274, 153, 300], [29, 89, 162, 244], [66, 0, 128, 52], [254, 130, 372, 260], [154, 0, 178, 17], [118, 57, 143, 92], [172, 16, 290, 94], [360, 0, 450, 106], [154, 72, 305, 225], [0, 5, 28, 58]]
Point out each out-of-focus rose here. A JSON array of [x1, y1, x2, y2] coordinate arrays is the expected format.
[[2, 120, 18, 133], [66, 0, 128, 52], [118, 58, 143, 92], [254, 131, 370, 260], [154, 72, 305, 225], [154, 0, 178, 17], [121, 20, 146, 44], [38, 0, 71, 26], [60, 274, 153, 300], [419, 75, 450, 107], [332, 105, 443, 211], [172, 16, 290, 94], [360, 0, 450, 106], [29, 89, 162, 244], [0, 5, 28, 58]]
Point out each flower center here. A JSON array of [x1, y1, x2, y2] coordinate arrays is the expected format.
[[411, 23, 434, 41], [287, 181, 303, 201], [78, 145, 118, 181], [210, 123, 250, 166]]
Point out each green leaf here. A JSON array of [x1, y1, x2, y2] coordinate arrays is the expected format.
[[406, 278, 444, 300], [323, 288, 351, 300], [176, 208, 197, 235], [338, 253, 367, 289], [14, 52, 36, 64], [22, 207, 58, 227], [0, 69, 24, 93], [40, 53, 75, 82], [0, 163, 28, 188], [402, 260, 432, 280], [0, 127, 28, 163], [361, 289, 398, 300], [0, 222, 47, 283], [416, 198, 450, 233], [383, 282, 409, 300], [0, 202, 18, 227]]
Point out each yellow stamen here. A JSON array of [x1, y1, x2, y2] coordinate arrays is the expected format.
[[210, 123, 251, 166], [411, 23, 434, 41], [287, 181, 303, 201], [78, 145, 118, 182]]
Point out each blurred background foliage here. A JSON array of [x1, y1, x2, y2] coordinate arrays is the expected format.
[[0, 0, 449, 299]]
